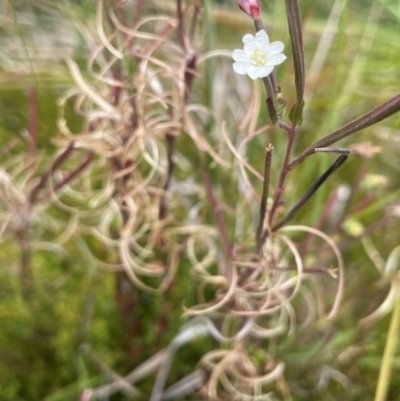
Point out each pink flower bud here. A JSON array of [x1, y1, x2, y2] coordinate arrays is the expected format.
[[237, 0, 261, 20]]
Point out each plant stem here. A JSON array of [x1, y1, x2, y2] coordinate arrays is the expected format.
[[159, 132, 175, 220], [253, 19, 278, 93], [268, 123, 296, 226], [272, 154, 348, 231], [374, 293, 400, 401], [51, 152, 94, 193], [29, 142, 76, 204], [255, 145, 273, 253], [284, 0, 305, 125]]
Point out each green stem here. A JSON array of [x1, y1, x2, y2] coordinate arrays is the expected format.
[[374, 292, 400, 401]]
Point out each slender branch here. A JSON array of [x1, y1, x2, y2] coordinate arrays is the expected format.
[[263, 77, 278, 124], [374, 296, 400, 401], [255, 145, 273, 253], [162, 370, 208, 400], [290, 94, 400, 169], [88, 347, 140, 397], [184, 54, 197, 103], [159, 132, 176, 220], [268, 124, 296, 226], [87, 351, 167, 400], [29, 142, 76, 203], [274, 265, 337, 276], [51, 152, 94, 193], [315, 147, 350, 155], [272, 154, 348, 231], [189, 0, 201, 42], [176, 0, 186, 51]]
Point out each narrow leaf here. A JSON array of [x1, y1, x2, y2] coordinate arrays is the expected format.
[[285, 0, 305, 125], [290, 94, 400, 168], [273, 154, 348, 231], [256, 145, 273, 254], [289, 99, 304, 126]]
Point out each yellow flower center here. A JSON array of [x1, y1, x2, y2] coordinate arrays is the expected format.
[[251, 49, 265, 66]]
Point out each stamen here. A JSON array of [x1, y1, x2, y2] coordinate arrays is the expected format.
[[251, 49, 265, 66]]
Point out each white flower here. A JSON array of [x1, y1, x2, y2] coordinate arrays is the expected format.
[[232, 30, 286, 80]]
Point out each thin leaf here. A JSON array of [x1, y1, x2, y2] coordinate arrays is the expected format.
[[273, 154, 348, 231], [285, 0, 305, 125], [290, 94, 400, 168]]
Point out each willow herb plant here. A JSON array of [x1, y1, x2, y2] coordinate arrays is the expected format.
[[2, 0, 400, 400], [75, 0, 400, 399]]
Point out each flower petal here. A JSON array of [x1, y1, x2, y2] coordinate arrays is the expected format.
[[232, 49, 250, 63], [266, 54, 287, 66], [258, 65, 274, 78], [244, 41, 258, 53], [255, 30, 269, 48], [242, 33, 255, 44], [246, 65, 261, 80], [267, 41, 285, 57], [233, 62, 249, 75]]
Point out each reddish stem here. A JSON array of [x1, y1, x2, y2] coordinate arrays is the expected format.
[[268, 123, 296, 225], [176, 0, 186, 51], [52, 152, 94, 193], [29, 142, 76, 203]]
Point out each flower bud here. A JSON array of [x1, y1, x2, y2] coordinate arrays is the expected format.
[[237, 0, 261, 20]]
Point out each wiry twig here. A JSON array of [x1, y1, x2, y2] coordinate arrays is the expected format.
[[161, 370, 208, 401], [159, 132, 176, 220], [176, 0, 187, 51], [273, 154, 348, 232], [315, 147, 350, 155], [85, 322, 210, 401], [29, 141, 76, 204], [51, 152, 94, 193], [275, 265, 337, 277], [86, 351, 167, 400], [189, 0, 202, 42], [268, 123, 296, 226], [255, 145, 273, 253], [87, 347, 140, 398], [290, 94, 400, 168]]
